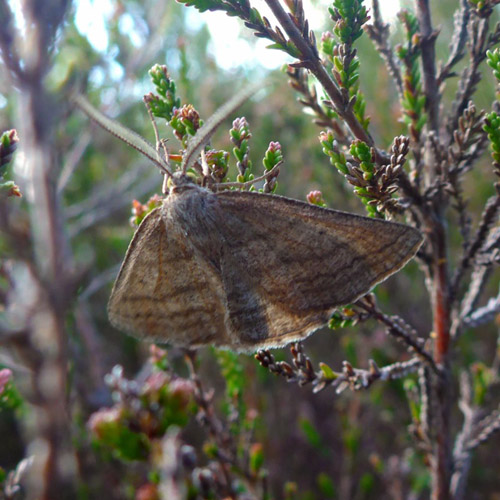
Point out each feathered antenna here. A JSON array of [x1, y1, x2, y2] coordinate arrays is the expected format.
[[73, 83, 260, 179], [72, 94, 173, 178]]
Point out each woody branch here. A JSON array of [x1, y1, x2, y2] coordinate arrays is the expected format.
[[0, 0, 77, 498]]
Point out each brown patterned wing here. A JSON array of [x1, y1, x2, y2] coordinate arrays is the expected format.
[[107, 207, 231, 347], [215, 191, 423, 350]]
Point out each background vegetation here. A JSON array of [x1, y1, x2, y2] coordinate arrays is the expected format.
[[0, 0, 499, 499]]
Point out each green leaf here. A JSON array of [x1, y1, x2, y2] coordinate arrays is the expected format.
[[316, 472, 336, 498], [319, 362, 337, 380]]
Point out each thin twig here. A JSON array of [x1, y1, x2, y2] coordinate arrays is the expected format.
[[447, 15, 490, 138], [57, 131, 92, 193], [256, 342, 423, 394], [263, 0, 388, 163], [365, 0, 403, 99], [286, 66, 349, 143], [416, 0, 440, 135], [437, 0, 470, 87], [184, 351, 238, 499], [451, 193, 500, 301], [356, 297, 440, 374], [462, 291, 500, 329], [215, 162, 281, 189], [450, 372, 476, 500], [67, 168, 160, 237], [184, 350, 264, 499]]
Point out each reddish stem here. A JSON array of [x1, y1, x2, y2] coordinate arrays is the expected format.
[[431, 216, 452, 500], [433, 260, 450, 364]]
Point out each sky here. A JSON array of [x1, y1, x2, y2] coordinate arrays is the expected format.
[[74, 0, 402, 71]]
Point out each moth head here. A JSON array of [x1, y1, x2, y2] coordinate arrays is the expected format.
[[168, 171, 198, 194]]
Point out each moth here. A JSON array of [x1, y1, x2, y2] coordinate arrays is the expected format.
[[74, 87, 423, 351]]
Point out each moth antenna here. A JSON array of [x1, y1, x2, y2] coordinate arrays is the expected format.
[[73, 94, 173, 178], [181, 83, 261, 174], [215, 161, 282, 189]]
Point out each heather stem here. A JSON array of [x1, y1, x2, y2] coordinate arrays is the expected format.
[[416, 0, 440, 135], [263, 0, 388, 162], [430, 215, 452, 500]]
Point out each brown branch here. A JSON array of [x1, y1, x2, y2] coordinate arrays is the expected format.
[[451, 381, 500, 498], [364, 0, 403, 99], [255, 342, 422, 394], [286, 66, 349, 144], [437, 0, 470, 87], [466, 405, 500, 451], [447, 102, 487, 175], [452, 227, 500, 338], [184, 351, 264, 499], [425, 188, 453, 500], [450, 372, 476, 500], [356, 296, 440, 374], [418, 366, 433, 450], [451, 192, 500, 301], [457, 265, 491, 322], [426, 198, 453, 500], [263, 0, 388, 163], [185, 351, 236, 459], [0, 1, 78, 498], [462, 291, 500, 329], [447, 15, 491, 138], [416, 0, 440, 135]]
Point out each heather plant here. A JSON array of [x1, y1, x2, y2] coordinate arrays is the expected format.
[[0, 1, 499, 500]]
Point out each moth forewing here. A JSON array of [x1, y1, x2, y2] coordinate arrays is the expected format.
[[210, 190, 423, 349], [107, 200, 232, 347]]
